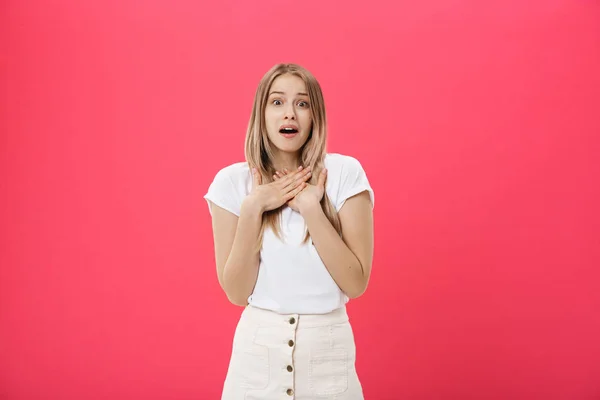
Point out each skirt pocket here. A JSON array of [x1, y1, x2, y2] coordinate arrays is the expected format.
[[231, 343, 270, 390], [308, 348, 348, 396], [233, 344, 269, 389]]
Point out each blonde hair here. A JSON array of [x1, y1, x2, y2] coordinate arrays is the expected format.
[[244, 63, 342, 248]]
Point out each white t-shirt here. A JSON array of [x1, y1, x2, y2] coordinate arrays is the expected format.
[[204, 153, 374, 314]]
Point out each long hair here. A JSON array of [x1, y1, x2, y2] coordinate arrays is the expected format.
[[244, 63, 342, 249]]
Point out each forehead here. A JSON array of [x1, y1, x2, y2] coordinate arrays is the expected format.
[[269, 74, 307, 95]]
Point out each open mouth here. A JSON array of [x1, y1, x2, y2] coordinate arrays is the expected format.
[[279, 127, 298, 138]]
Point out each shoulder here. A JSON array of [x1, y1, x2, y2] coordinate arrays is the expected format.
[[324, 153, 374, 211], [205, 161, 251, 216], [209, 161, 252, 190], [213, 161, 251, 180], [325, 152, 360, 167], [324, 153, 368, 178]]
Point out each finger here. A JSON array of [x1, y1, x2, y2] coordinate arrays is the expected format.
[[278, 166, 303, 186], [304, 170, 313, 182], [290, 166, 310, 180], [273, 174, 279, 181], [303, 167, 313, 181], [289, 165, 308, 176], [285, 182, 306, 200], [284, 169, 311, 192], [317, 168, 327, 188], [284, 165, 302, 176], [299, 167, 312, 184]]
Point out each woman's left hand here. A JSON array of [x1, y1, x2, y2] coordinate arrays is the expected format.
[[274, 168, 327, 214]]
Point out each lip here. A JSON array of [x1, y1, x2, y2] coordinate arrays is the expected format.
[[279, 124, 299, 131]]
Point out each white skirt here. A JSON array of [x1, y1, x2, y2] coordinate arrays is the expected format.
[[221, 305, 364, 399]]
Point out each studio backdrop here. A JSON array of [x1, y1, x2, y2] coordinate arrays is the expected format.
[[1, 1, 599, 399]]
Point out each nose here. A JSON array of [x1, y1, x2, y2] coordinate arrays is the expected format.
[[284, 103, 296, 120]]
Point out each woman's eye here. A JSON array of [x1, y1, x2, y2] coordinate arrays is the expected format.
[[298, 101, 309, 107], [272, 99, 282, 105]]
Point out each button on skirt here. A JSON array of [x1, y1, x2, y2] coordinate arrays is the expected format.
[[221, 305, 364, 399]]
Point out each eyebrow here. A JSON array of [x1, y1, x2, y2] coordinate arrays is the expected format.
[[269, 91, 309, 97]]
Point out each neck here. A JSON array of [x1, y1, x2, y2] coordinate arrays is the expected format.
[[272, 150, 301, 172]]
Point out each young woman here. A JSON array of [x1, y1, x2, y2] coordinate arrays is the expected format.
[[204, 63, 374, 399]]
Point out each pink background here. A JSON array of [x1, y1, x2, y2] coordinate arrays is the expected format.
[[1, 0, 599, 399]]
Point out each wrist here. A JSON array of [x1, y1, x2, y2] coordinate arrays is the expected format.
[[241, 196, 265, 216], [298, 199, 321, 216]]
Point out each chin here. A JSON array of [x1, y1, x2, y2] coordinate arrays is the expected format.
[[276, 144, 304, 154], [271, 136, 308, 154]]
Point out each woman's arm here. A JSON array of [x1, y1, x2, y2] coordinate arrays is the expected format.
[[209, 167, 312, 306], [300, 190, 374, 298], [209, 199, 263, 306]]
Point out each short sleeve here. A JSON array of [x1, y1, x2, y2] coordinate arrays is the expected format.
[[203, 167, 243, 216], [336, 156, 374, 211]]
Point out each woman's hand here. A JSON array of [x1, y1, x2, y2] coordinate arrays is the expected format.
[[244, 166, 312, 213], [274, 167, 327, 214]]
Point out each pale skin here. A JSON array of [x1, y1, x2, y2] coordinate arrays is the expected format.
[[210, 168, 312, 306], [208, 73, 374, 305], [273, 168, 374, 299]]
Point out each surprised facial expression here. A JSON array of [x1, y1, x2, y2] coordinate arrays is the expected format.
[[265, 74, 312, 155]]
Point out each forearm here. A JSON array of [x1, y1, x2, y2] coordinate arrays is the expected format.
[[301, 203, 367, 298], [222, 200, 262, 305]]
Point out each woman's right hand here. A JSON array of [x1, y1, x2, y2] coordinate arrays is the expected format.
[[245, 166, 312, 213]]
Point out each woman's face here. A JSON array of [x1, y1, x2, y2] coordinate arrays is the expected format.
[[264, 73, 312, 156]]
